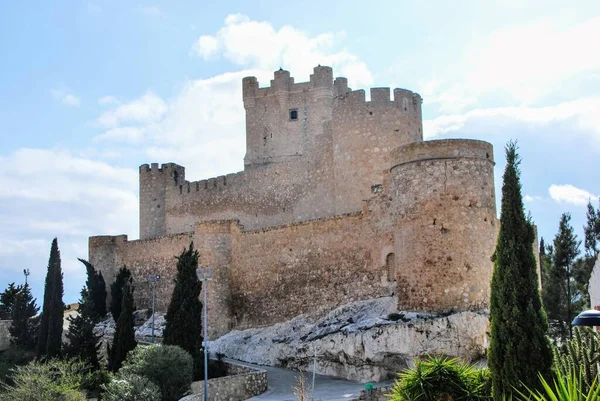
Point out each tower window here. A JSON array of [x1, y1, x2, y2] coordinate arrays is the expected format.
[[289, 109, 298, 121]]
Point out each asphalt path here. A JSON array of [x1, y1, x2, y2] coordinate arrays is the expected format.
[[228, 359, 393, 401]]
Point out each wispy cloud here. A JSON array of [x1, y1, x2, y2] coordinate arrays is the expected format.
[[51, 89, 81, 107], [424, 97, 600, 141], [98, 95, 119, 106], [96, 91, 167, 128], [420, 16, 600, 112], [548, 184, 598, 206]]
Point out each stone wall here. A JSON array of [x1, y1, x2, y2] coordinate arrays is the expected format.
[[185, 361, 267, 401], [229, 213, 395, 329], [91, 139, 497, 338], [332, 87, 422, 215], [0, 320, 11, 351], [352, 386, 393, 401]]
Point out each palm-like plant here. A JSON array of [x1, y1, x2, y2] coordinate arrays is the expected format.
[[388, 355, 490, 401]]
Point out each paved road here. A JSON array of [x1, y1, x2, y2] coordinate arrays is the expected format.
[[228, 360, 393, 401]]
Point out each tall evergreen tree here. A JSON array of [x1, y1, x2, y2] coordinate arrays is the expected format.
[[542, 214, 582, 340], [77, 258, 107, 320], [163, 242, 204, 378], [584, 198, 600, 259], [109, 266, 132, 321], [551, 213, 581, 338], [65, 287, 102, 368], [9, 283, 39, 350], [107, 280, 136, 372], [488, 142, 553, 400], [37, 238, 64, 359], [0, 282, 21, 320]]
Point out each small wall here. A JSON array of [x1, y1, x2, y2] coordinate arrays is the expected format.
[[186, 361, 267, 401], [0, 320, 11, 351], [352, 385, 393, 401]]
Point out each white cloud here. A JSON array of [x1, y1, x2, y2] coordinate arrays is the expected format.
[[98, 95, 119, 105], [190, 14, 373, 88], [51, 89, 81, 107], [421, 16, 600, 111], [96, 92, 167, 128], [191, 36, 218, 58], [424, 97, 600, 140], [549, 184, 598, 206]]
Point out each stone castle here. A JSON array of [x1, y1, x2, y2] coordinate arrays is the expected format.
[[89, 66, 498, 339]]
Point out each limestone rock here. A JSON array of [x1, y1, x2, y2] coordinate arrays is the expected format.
[[210, 297, 488, 382]]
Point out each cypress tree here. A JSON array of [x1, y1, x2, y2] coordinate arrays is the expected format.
[[110, 266, 132, 321], [37, 238, 64, 359], [488, 142, 553, 399], [77, 258, 107, 320], [163, 242, 204, 378], [107, 280, 136, 372], [9, 283, 39, 350]]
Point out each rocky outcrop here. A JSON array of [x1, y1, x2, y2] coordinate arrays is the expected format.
[[94, 309, 166, 342], [210, 297, 489, 382]]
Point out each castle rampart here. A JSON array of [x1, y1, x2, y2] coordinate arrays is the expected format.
[[389, 139, 497, 311], [90, 66, 498, 342]]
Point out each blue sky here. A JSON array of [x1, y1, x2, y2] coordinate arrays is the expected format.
[[1, 1, 599, 305]]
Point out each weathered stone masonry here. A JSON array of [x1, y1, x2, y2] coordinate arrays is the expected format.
[[89, 66, 498, 339]]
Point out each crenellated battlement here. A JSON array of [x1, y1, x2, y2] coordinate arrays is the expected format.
[[176, 171, 245, 195], [334, 87, 422, 112], [243, 66, 335, 103]]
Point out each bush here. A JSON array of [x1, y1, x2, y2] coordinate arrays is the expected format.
[[102, 374, 161, 401], [388, 355, 490, 401], [0, 358, 88, 401], [120, 344, 193, 401], [0, 346, 35, 383]]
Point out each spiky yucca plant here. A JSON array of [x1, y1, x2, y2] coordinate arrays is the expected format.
[[553, 327, 600, 394], [388, 355, 491, 401], [517, 371, 600, 401]]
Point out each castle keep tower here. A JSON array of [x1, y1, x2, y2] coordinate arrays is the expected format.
[[242, 66, 335, 167]]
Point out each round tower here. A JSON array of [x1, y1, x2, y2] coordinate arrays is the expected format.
[[389, 139, 497, 312]]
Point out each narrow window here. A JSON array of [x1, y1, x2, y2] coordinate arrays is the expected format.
[[289, 108, 298, 121], [386, 253, 396, 282]]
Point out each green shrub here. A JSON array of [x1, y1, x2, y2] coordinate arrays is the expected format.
[[0, 346, 35, 383], [388, 355, 491, 401], [120, 344, 193, 401], [102, 374, 161, 401], [516, 370, 600, 401], [0, 358, 88, 401]]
